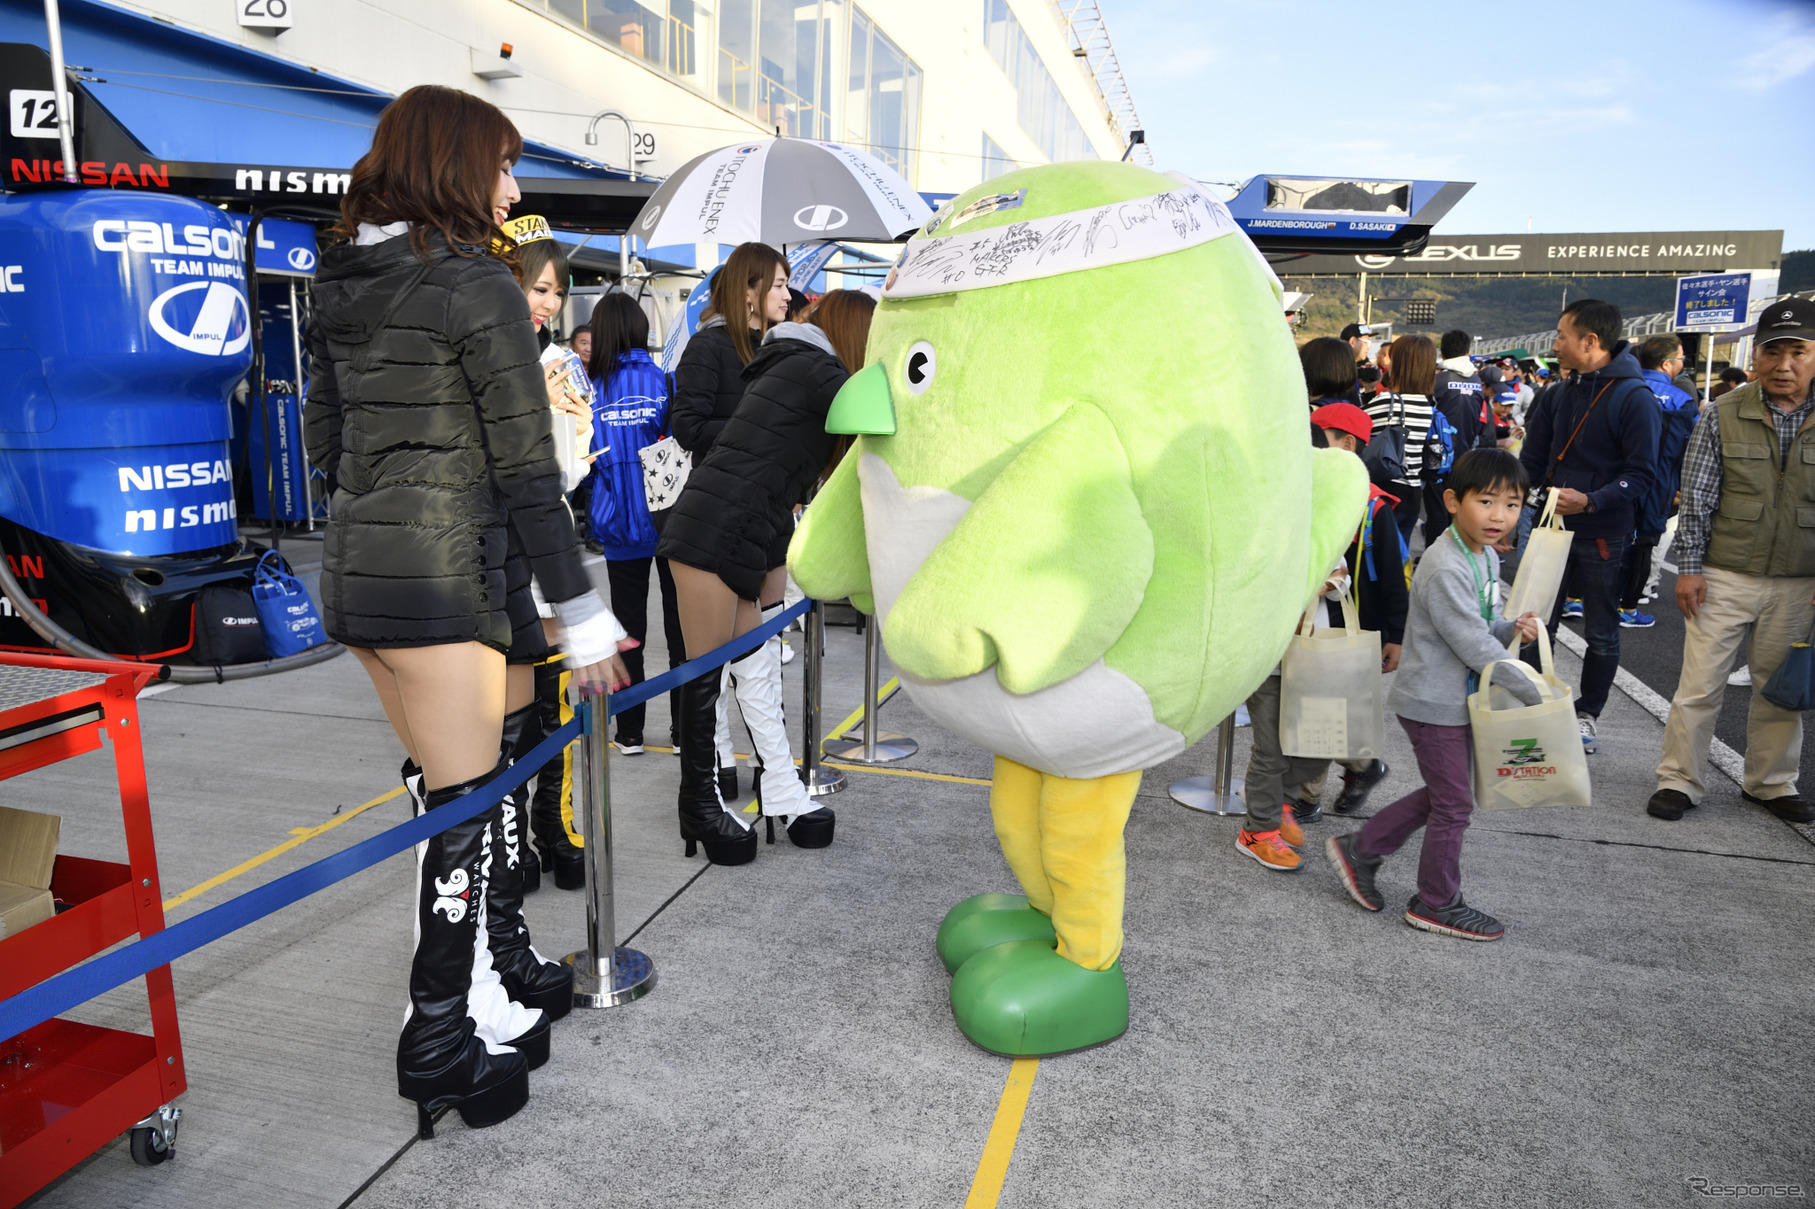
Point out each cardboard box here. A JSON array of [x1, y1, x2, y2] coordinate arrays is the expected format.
[[0, 805, 59, 940]]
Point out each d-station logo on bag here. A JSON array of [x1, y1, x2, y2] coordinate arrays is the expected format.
[[1497, 738, 1556, 777]]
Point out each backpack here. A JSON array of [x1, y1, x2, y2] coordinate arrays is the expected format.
[[1362, 395, 1409, 486], [1425, 409, 1457, 479], [1360, 493, 1404, 585]]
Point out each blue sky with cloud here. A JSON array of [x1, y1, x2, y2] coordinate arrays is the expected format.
[[1110, 0, 1815, 250]]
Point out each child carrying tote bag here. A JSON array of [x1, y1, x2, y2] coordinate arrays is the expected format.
[[1469, 627, 1592, 811], [1504, 487, 1574, 621], [1504, 487, 1574, 623], [1280, 576, 1385, 761]]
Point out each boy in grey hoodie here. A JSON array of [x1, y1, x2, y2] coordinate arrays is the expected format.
[[1327, 449, 1542, 941]]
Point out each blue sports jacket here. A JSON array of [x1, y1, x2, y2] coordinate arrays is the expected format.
[[586, 348, 669, 560], [1635, 367, 1698, 537]]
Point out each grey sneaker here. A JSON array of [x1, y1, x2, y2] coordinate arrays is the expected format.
[[1577, 713, 1598, 754], [1326, 833, 1384, 912], [1404, 894, 1504, 941]]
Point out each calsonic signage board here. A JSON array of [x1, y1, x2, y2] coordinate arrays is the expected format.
[[0, 190, 250, 556], [1272, 230, 1785, 277]]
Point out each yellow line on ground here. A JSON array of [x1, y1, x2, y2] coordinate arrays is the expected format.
[[821, 676, 902, 753], [822, 761, 991, 787], [964, 1058, 1040, 1209], [161, 787, 406, 912]]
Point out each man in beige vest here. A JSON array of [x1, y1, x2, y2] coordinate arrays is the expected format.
[[1649, 298, 1815, 823]]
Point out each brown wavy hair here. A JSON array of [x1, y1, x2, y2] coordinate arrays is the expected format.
[[805, 289, 877, 482], [701, 241, 788, 364], [332, 85, 523, 263], [806, 289, 876, 372]]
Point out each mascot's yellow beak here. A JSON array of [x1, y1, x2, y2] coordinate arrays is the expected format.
[[826, 362, 896, 436]]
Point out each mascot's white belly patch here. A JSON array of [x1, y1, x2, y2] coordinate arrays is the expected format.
[[857, 454, 1186, 780]]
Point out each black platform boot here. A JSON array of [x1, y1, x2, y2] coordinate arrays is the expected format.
[[528, 659, 585, 891], [488, 707, 574, 1021], [408, 757, 550, 1071], [399, 768, 532, 1136], [678, 669, 757, 865]]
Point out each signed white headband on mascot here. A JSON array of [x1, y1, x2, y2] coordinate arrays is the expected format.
[[881, 175, 1268, 300]]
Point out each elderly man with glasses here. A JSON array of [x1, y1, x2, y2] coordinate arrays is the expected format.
[[1649, 299, 1815, 823]]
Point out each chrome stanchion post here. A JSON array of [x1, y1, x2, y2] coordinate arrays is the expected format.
[[1169, 712, 1247, 816], [822, 615, 917, 764], [802, 600, 844, 797], [564, 681, 655, 1007]]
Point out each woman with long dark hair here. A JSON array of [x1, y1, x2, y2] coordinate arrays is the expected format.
[[658, 288, 875, 863], [304, 85, 627, 1134]]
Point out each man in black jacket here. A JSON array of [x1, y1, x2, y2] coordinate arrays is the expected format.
[[1516, 299, 1661, 753]]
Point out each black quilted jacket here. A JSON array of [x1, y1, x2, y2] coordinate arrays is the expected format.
[[669, 320, 763, 458], [657, 324, 847, 601], [304, 233, 588, 651]]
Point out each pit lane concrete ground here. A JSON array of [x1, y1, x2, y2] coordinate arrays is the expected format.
[[14, 533, 1814, 1208]]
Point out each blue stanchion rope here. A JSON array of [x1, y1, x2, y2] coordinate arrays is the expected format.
[[0, 597, 815, 1043]]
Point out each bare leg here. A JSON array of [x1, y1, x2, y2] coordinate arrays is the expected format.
[[368, 643, 507, 790], [754, 566, 789, 612], [506, 662, 535, 713], [351, 645, 420, 766], [671, 560, 744, 658]]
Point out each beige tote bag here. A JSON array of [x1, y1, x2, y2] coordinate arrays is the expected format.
[[1469, 628, 1592, 811], [1504, 488, 1574, 623], [1280, 578, 1385, 761]]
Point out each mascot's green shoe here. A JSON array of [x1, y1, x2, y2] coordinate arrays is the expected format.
[[949, 940, 1129, 1056], [936, 894, 1058, 975]]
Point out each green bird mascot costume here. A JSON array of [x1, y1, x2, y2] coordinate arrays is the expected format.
[[789, 161, 1367, 1055]]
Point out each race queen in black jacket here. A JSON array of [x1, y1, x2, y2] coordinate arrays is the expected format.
[[659, 289, 876, 865], [669, 241, 790, 799], [302, 86, 628, 1136]]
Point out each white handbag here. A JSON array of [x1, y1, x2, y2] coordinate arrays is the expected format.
[[637, 435, 692, 513], [1280, 577, 1385, 761], [1504, 488, 1574, 623], [1469, 628, 1592, 811]]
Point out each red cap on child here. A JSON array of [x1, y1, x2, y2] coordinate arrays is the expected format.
[[1310, 402, 1373, 446]]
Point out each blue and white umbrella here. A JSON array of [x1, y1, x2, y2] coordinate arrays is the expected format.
[[631, 138, 931, 250]]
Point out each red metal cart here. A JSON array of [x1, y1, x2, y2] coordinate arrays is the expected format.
[[0, 651, 183, 1207]]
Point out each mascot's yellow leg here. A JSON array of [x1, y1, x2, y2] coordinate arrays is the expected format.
[[1038, 768, 1141, 971], [946, 763, 1139, 1055], [989, 756, 1053, 914], [935, 757, 1058, 974]]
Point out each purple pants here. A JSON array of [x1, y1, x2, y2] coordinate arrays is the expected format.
[[1355, 717, 1475, 907]]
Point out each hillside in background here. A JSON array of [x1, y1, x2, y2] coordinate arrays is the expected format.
[[1286, 248, 1812, 345]]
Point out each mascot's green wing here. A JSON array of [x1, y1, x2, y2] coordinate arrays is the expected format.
[[1305, 447, 1371, 603], [886, 403, 1154, 694], [789, 437, 875, 614]]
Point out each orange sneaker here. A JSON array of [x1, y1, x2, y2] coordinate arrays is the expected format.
[[1279, 806, 1304, 848], [1237, 828, 1302, 871]]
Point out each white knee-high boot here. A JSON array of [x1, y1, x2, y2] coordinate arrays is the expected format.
[[729, 632, 815, 820]]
